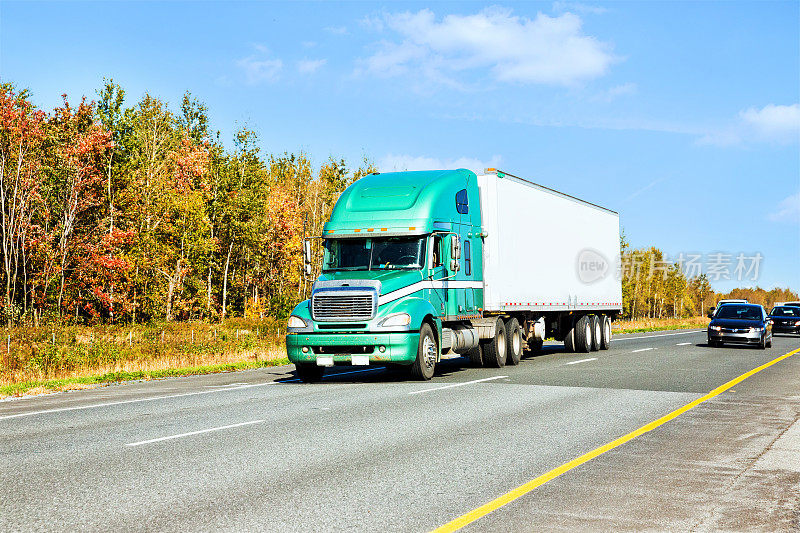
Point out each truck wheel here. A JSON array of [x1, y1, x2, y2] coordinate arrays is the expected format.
[[590, 315, 601, 352], [505, 318, 523, 366], [295, 363, 324, 383], [563, 318, 576, 353], [483, 317, 507, 367], [411, 323, 437, 380], [574, 315, 592, 353], [467, 344, 484, 367], [599, 315, 611, 350], [527, 338, 543, 356]]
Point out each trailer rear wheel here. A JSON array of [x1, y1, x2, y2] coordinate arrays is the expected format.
[[590, 315, 601, 351], [411, 323, 437, 380], [599, 315, 611, 350], [295, 363, 324, 383], [563, 318, 576, 353], [527, 338, 543, 356], [482, 317, 507, 367], [505, 318, 523, 366], [574, 315, 592, 353]]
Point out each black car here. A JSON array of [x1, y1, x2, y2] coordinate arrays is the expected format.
[[707, 303, 772, 349], [768, 305, 800, 335]]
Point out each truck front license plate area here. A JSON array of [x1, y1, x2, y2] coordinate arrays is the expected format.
[[351, 355, 369, 366], [317, 356, 334, 367]]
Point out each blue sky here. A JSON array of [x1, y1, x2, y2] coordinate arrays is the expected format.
[[2, 1, 798, 292]]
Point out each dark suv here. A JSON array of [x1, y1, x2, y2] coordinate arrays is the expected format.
[[707, 303, 772, 349], [768, 305, 800, 336]]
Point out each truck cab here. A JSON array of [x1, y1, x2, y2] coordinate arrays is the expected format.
[[286, 169, 481, 381]]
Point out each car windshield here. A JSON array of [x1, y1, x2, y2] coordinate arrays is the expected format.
[[771, 306, 800, 317], [323, 237, 426, 271], [715, 305, 762, 320]]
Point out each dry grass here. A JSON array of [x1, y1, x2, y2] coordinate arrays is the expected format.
[[613, 316, 709, 333], [0, 318, 289, 398]]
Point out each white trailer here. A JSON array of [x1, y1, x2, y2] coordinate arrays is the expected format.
[[471, 169, 622, 358], [477, 170, 622, 313]]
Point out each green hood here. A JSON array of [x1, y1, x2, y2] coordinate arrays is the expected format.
[[316, 269, 424, 296]]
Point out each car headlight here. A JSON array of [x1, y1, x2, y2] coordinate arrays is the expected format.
[[710, 326, 721, 332], [379, 313, 411, 327], [794, 321, 800, 326], [287, 315, 307, 328]]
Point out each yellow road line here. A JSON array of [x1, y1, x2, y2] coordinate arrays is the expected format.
[[432, 346, 800, 532]]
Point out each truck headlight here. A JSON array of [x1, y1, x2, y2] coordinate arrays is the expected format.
[[287, 316, 307, 328], [379, 313, 411, 327]]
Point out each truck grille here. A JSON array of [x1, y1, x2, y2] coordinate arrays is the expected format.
[[312, 293, 376, 321]]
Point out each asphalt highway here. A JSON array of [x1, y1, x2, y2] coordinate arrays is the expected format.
[[2, 329, 799, 532]]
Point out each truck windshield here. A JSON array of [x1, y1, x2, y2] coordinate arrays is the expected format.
[[323, 237, 426, 271]]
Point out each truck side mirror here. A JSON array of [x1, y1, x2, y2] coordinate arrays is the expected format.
[[450, 235, 461, 259], [303, 239, 313, 277], [449, 235, 460, 272]]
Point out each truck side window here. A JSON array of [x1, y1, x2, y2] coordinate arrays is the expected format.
[[464, 239, 471, 275], [432, 235, 442, 267], [456, 189, 468, 214]]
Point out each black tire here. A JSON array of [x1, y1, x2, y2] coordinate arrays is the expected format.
[[527, 338, 543, 356], [707, 338, 716, 347], [599, 315, 611, 350], [759, 334, 766, 350], [505, 318, 523, 366], [411, 323, 437, 380], [482, 317, 507, 367], [295, 363, 324, 383], [574, 315, 592, 353], [766, 333, 772, 348], [590, 315, 601, 352], [563, 317, 576, 353], [467, 344, 484, 367]]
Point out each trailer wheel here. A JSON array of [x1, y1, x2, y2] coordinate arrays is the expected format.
[[467, 344, 484, 367], [506, 318, 523, 366], [527, 338, 543, 356], [295, 363, 325, 383], [574, 315, 592, 353], [599, 315, 611, 350], [590, 315, 601, 351], [482, 317, 507, 367], [411, 323, 437, 380], [563, 317, 576, 353]]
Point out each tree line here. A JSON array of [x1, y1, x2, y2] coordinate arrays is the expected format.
[[619, 236, 797, 319], [0, 80, 374, 325], [1, 81, 795, 326]]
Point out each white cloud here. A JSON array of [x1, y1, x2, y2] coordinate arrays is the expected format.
[[768, 192, 800, 223], [698, 103, 800, 146], [552, 2, 608, 15], [591, 82, 637, 102], [378, 154, 503, 173], [297, 59, 327, 74], [740, 104, 800, 143], [358, 7, 615, 86], [325, 25, 348, 35], [236, 47, 283, 84]]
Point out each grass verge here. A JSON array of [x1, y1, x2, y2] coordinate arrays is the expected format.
[[0, 357, 289, 398], [613, 316, 709, 334]]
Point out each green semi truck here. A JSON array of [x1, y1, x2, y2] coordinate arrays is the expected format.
[[286, 168, 622, 381]]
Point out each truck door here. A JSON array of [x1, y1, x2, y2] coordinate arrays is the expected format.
[[428, 233, 446, 317]]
